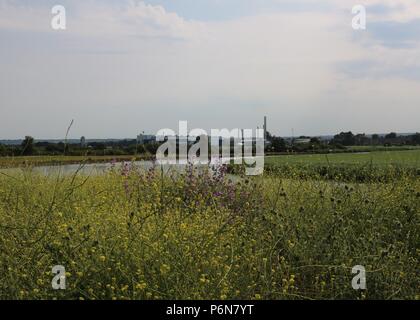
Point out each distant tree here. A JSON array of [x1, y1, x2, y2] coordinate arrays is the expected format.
[[328, 141, 346, 150], [90, 142, 106, 151], [145, 143, 159, 154], [271, 136, 286, 152], [411, 133, 420, 145], [310, 137, 321, 145], [45, 143, 63, 154], [0, 144, 6, 156], [265, 131, 273, 142], [80, 136, 86, 148], [136, 144, 146, 154], [354, 133, 369, 145], [332, 132, 355, 146], [21, 136, 35, 155], [385, 132, 397, 139]]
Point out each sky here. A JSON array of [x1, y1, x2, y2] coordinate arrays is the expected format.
[[0, 0, 419, 139]]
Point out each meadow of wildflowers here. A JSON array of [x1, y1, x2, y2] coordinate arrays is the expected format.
[[0, 163, 418, 300]]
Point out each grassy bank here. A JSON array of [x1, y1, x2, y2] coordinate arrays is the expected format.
[[261, 150, 420, 182], [266, 149, 420, 167], [0, 164, 418, 300], [0, 155, 154, 169]]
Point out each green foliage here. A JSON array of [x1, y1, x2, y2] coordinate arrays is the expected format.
[[21, 136, 36, 156], [270, 136, 287, 152], [332, 132, 355, 146], [266, 150, 420, 168], [0, 164, 418, 300], [0, 144, 6, 156]]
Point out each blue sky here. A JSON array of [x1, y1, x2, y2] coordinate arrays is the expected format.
[[0, 0, 419, 138], [142, 0, 334, 20], [7, 0, 334, 21], [368, 18, 420, 47]]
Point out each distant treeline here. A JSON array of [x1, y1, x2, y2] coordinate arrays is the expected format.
[[0, 131, 419, 156], [266, 131, 420, 153], [0, 137, 160, 157]]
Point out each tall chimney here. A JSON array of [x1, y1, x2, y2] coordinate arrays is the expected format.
[[264, 116, 267, 142]]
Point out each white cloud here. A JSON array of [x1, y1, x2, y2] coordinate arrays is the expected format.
[[0, 1, 49, 31], [73, 0, 204, 39], [0, 0, 419, 138], [0, 0, 203, 39], [367, 0, 420, 22], [329, 0, 420, 22]]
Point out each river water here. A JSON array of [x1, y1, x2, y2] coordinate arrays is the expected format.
[[1, 161, 194, 176], [1, 157, 262, 176]]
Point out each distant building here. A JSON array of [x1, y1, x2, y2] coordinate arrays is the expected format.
[[137, 134, 156, 145]]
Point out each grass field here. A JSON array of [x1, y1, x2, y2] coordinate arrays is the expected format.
[[0, 160, 418, 300], [261, 150, 420, 183], [266, 149, 420, 167], [347, 145, 420, 152]]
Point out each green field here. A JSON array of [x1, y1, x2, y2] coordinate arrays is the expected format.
[[266, 149, 420, 167], [0, 150, 419, 300], [346, 145, 420, 152], [0, 159, 419, 300]]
